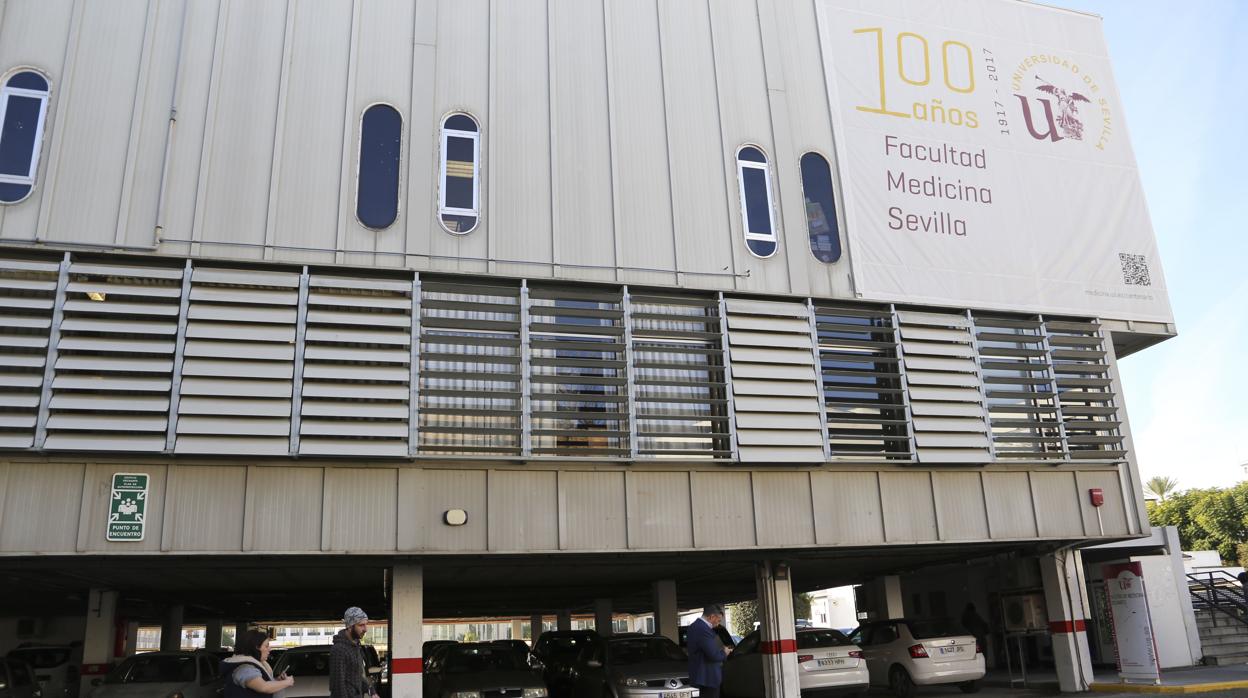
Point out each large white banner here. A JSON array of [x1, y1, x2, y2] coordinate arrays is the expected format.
[[815, 0, 1172, 323]]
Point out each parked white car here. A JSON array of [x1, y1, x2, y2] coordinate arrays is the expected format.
[[848, 620, 983, 698], [0, 658, 42, 698], [7, 646, 79, 698], [723, 628, 868, 697], [86, 651, 221, 698], [271, 646, 331, 698]]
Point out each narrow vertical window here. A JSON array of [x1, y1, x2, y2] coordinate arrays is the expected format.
[[800, 152, 842, 263], [0, 70, 51, 204], [439, 113, 480, 234], [735, 145, 777, 258], [356, 103, 402, 229]]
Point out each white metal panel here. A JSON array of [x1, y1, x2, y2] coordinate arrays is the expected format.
[[76, 464, 166, 552], [322, 468, 398, 552], [625, 471, 693, 550], [982, 472, 1038, 538], [560, 471, 627, 550], [729, 346, 814, 365], [243, 466, 323, 552], [691, 471, 756, 548], [1031, 470, 1086, 538], [932, 472, 990, 541], [397, 468, 488, 552], [811, 471, 885, 545], [488, 470, 559, 552], [752, 472, 815, 546], [162, 465, 246, 551], [879, 471, 938, 543], [738, 445, 828, 462], [1076, 469, 1130, 537], [0, 463, 83, 553]]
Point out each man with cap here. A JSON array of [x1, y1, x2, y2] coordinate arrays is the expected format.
[[687, 604, 731, 698], [330, 607, 376, 698]]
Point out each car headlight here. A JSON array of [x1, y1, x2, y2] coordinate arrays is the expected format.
[[448, 692, 481, 698], [522, 689, 548, 698], [623, 677, 645, 687]]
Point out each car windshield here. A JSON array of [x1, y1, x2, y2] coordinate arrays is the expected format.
[[108, 655, 196, 684], [607, 638, 685, 665], [8, 649, 71, 669], [280, 651, 331, 676], [907, 620, 961, 640], [541, 635, 594, 660], [441, 646, 529, 674], [796, 629, 853, 649]]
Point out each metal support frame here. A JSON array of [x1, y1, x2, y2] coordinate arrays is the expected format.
[[520, 280, 533, 458], [408, 273, 422, 457], [621, 286, 639, 460], [964, 309, 998, 461], [888, 304, 918, 462], [288, 267, 310, 455], [164, 259, 194, 452], [1038, 315, 1071, 461], [716, 293, 740, 463], [32, 252, 70, 450], [806, 299, 833, 461]]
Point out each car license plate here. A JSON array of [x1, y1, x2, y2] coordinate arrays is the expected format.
[[939, 646, 965, 655], [817, 658, 848, 667], [661, 691, 692, 698]]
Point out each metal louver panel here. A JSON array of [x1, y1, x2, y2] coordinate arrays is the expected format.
[[0, 257, 59, 448], [298, 274, 412, 457], [814, 303, 912, 460], [629, 290, 731, 459], [897, 310, 991, 463], [973, 315, 1065, 460], [44, 260, 183, 451], [725, 298, 825, 462], [175, 267, 299, 455], [527, 285, 629, 457], [1046, 318, 1125, 460], [418, 278, 523, 455]]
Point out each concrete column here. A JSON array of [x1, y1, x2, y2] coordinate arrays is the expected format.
[[510, 619, 524, 641], [205, 619, 223, 651], [160, 605, 185, 652], [391, 564, 424, 698], [234, 622, 249, 650], [756, 561, 799, 698], [594, 598, 613, 637], [1040, 551, 1094, 693], [652, 580, 679, 643], [557, 610, 572, 631], [880, 575, 904, 619], [530, 614, 544, 643], [121, 621, 139, 659], [80, 589, 118, 696]]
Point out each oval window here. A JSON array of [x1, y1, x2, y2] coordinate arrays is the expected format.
[[799, 152, 842, 263], [439, 113, 480, 234], [0, 70, 51, 204], [735, 145, 777, 258], [356, 104, 403, 229]]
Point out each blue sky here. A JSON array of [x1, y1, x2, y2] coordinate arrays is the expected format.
[[1075, 1, 1248, 489]]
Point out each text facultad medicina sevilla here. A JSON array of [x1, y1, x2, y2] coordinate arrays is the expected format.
[[883, 134, 993, 238]]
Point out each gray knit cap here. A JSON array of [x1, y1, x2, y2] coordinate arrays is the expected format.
[[344, 606, 369, 627]]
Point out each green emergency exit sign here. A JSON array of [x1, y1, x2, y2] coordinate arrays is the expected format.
[[107, 473, 149, 542]]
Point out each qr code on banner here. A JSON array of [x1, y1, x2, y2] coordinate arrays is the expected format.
[[1119, 253, 1151, 286]]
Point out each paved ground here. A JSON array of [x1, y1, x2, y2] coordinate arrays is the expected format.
[[857, 665, 1248, 696]]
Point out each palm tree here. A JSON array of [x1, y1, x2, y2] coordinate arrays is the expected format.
[[1145, 476, 1178, 502]]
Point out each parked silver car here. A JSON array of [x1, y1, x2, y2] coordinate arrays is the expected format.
[[0, 659, 41, 698], [7, 647, 74, 698], [570, 634, 699, 698], [87, 651, 220, 698], [423, 643, 547, 698]]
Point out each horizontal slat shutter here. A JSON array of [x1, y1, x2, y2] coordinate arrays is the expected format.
[[1046, 318, 1125, 460], [973, 314, 1065, 461], [0, 256, 59, 448], [899, 311, 990, 464]]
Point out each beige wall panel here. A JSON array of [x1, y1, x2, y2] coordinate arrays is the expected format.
[[811, 471, 885, 545], [0, 463, 82, 553], [626, 471, 693, 550], [560, 471, 627, 550], [488, 0, 553, 280], [76, 464, 167, 553], [0, 0, 74, 240], [243, 466, 322, 552], [400, 0, 440, 271], [932, 471, 990, 541], [982, 471, 1038, 539], [153, 0, 221, 258], [691, 470, 756, 548], [488, 470, 558, 552], [708, 0, 787, 293], [162, 465, 245, 551], [753, 471, 815, 546], [549, 0, 616, 283], [267, 0, 352, 265], [397, 468, 487, 552], [40, 0, 149, 246], [192, 0, 287, 260], [340, 0, 414, 268], [605, 0, 678, 287], [656, 0, 735, 288], [879, 471, 937, 543], [1032, 471, 1085, 538], [322, 467, 398, 552], [1076, 470, 1130, 538]]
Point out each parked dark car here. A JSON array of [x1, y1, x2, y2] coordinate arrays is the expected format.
[[531, 631, 599, 698], [570, 633, 698, 698], [422, 643, 547, 698]]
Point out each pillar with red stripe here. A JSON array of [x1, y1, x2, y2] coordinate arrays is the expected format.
[[755, 561, 800, 698], [391, 564, 424, 698], [1040, 550, 1094, 693]]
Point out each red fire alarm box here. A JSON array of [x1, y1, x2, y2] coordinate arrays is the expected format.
[[1089, 488, 1104, 507]]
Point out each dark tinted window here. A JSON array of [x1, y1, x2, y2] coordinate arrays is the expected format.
[[356, 104, 402, 229], [444, 114, 477, 132], [0, 70, 50, 204], [800, 152, 842, 263], [607, 638, 685, 665], [441, 646, 529, 674], [108, 655, 196, 684], [439, 113, 480, 234], [7, 72, 47, 91], [796, 629, 853, 649], [906, 619, 960, 639], [736, 146, 776, 258], [279, 651, 331, 676], [7, 648, 71, 669]]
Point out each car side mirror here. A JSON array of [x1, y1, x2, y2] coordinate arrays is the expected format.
[[585, 659, 602, 669], [367, 667, 381, 676]]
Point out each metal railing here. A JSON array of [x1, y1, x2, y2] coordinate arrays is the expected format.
[[1187, 570, 1248, 627]]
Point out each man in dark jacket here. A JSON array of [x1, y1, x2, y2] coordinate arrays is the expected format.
[[687, 604, 730, 698], [330, 606, 376, 698]]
